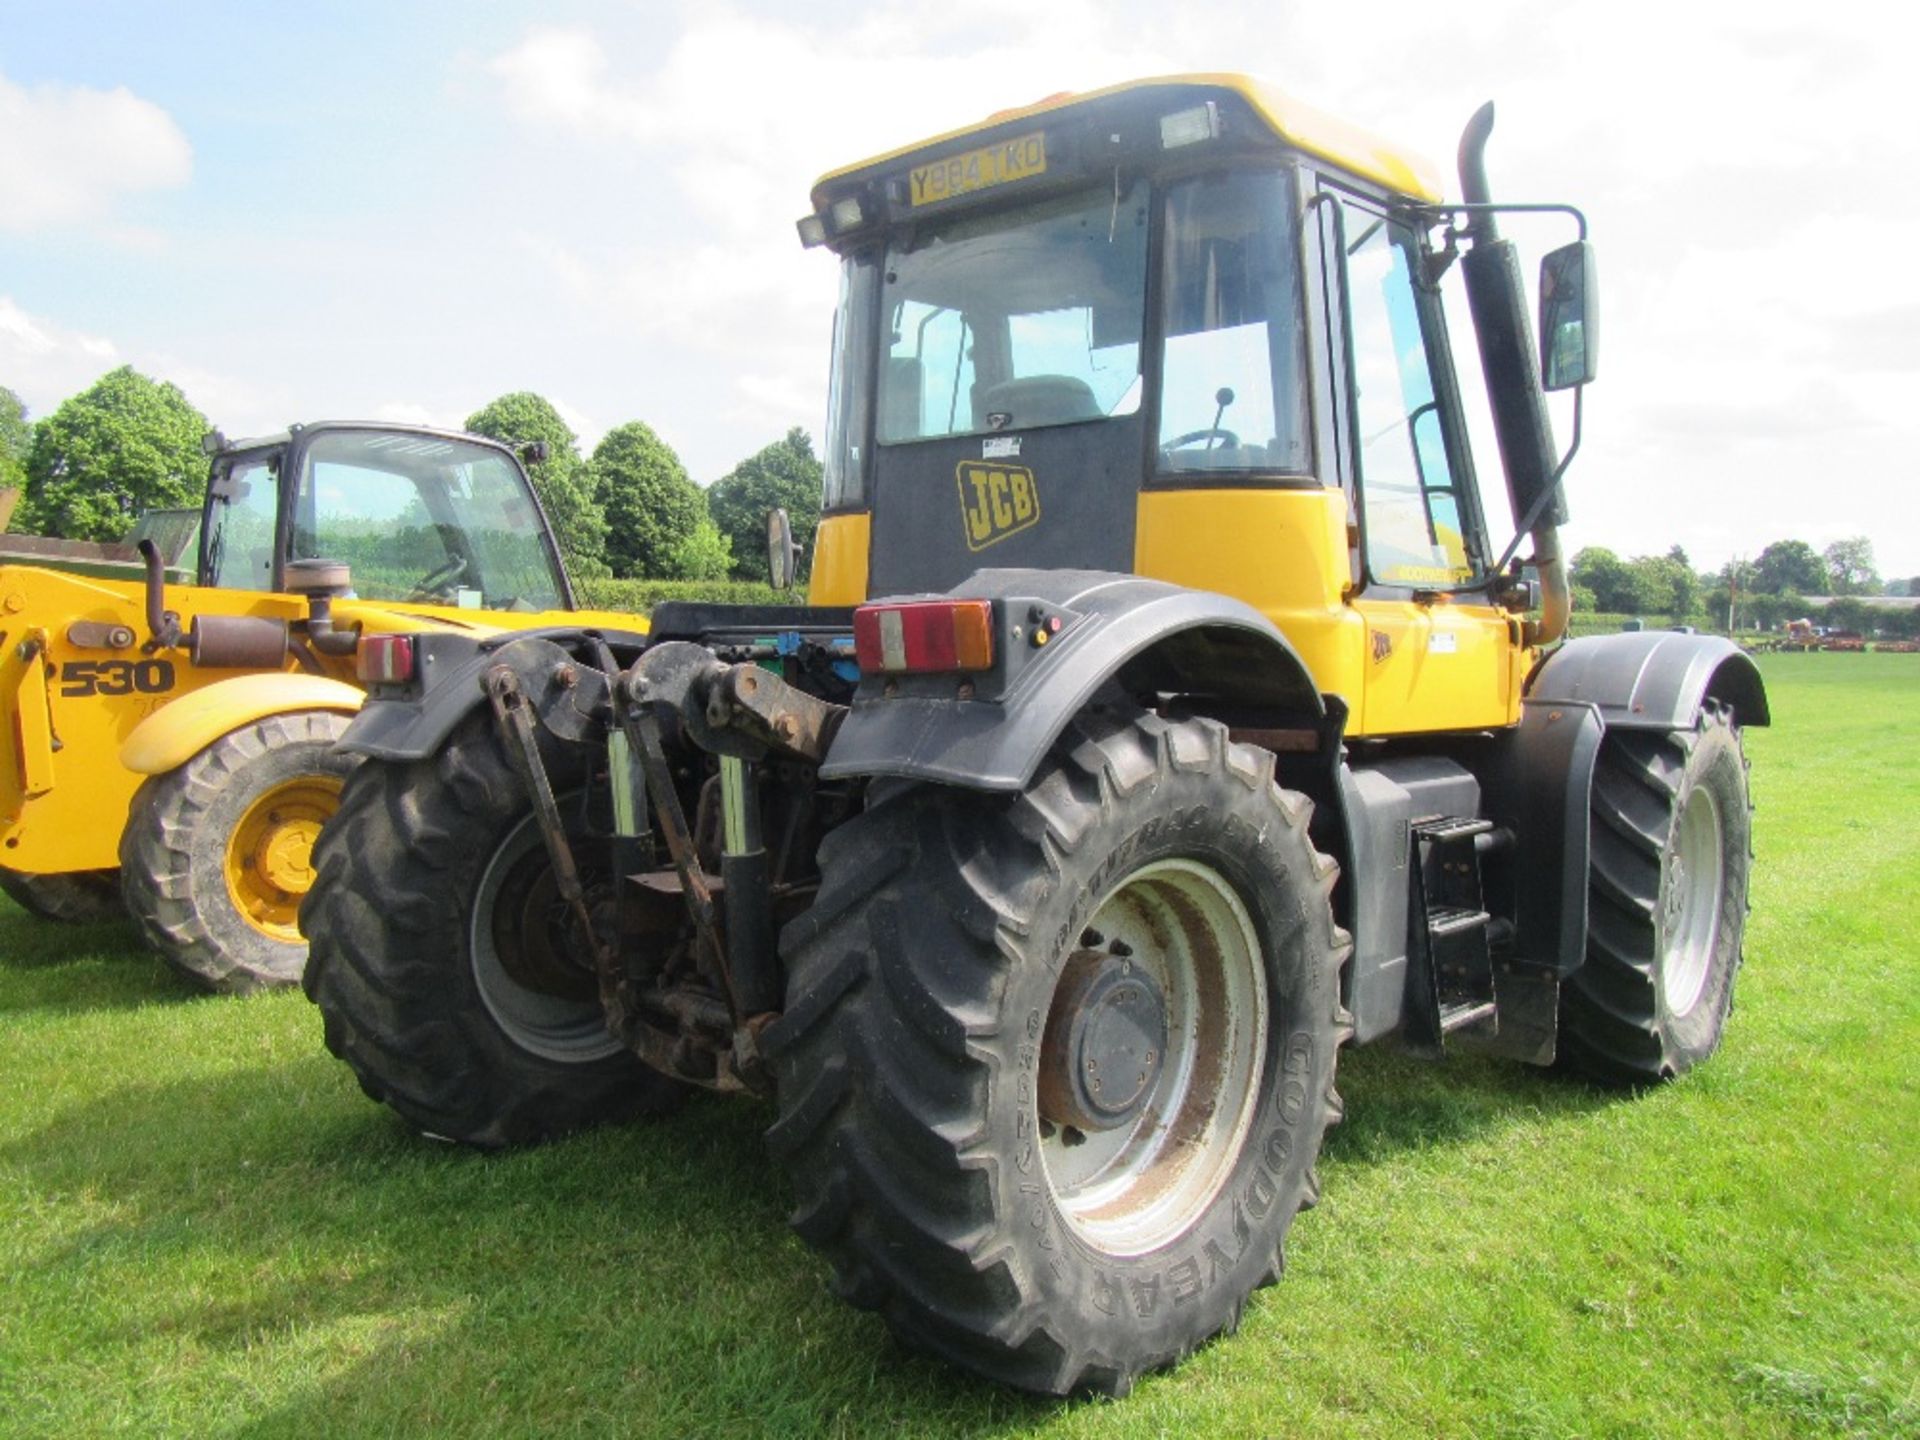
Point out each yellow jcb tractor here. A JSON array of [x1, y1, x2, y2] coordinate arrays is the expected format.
[[302, 77, 1767, 1394], [0, 421, 647, 992]]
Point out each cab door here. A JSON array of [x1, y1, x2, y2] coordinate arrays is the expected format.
[[1322, 189, 1518, 735]]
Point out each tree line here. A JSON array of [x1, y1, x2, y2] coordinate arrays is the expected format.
[[0, 369, 823, 585], [1572, 539, 1919, 638]]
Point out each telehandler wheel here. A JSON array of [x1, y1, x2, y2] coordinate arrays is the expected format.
[[766, 709, 1352, 1396], [1562, 702, 1753, 1084], [301, 712, 684, 1149], [0, 866, 124, 923], [119, 711, 358, 994]]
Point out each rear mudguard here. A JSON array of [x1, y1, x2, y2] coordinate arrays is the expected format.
[[819, 569, 1325, 791], [338, 626, 651, 761]]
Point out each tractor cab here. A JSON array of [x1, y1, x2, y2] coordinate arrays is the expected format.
[[799, 75, 1587, 737]]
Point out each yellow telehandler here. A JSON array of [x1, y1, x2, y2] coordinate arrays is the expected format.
[[0, 421, 647, 991]]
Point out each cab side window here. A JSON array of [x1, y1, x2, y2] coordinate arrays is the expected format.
[[205, 456, 278, 590], [1157, 169, 1311, 475], [1341, 210, 1478, 587]]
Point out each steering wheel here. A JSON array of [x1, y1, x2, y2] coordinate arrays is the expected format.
[[406, 554, 469, 602], [1163, 427, 1241, 452]]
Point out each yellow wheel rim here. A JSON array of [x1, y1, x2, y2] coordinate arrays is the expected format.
[[224, 776, 343, 941]]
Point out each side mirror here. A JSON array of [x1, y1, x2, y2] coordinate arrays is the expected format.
[[1539, 240, 1598, 390], [521, 440, 551, 464], [767, 507, 801, 591]]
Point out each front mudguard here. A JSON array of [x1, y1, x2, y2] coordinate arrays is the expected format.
[[1528, 630, 1769, 730], [120, 672, 365, 775], [1489, 630, 1770, 976]]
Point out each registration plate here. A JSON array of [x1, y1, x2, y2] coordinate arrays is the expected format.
[[909, 132, 1047, 207]]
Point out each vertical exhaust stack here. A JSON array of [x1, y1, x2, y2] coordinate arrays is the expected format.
[[1457, 103, 1570, 646]]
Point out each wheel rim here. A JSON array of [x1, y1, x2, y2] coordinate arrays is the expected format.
[[1036, 858, 1268, 1257], [224, 777, 342, 941], [470, 807, 623, 1065], [1658, 782, 1724, 1018]]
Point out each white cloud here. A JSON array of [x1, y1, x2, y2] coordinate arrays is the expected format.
[[0, 69, 192, 233], [548, 396, 602, 450], [0, 296, 120, 414], [371, 401, 448, 429]]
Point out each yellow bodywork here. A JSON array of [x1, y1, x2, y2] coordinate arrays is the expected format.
[[812, 72, 1444, 209], [811, 495, 1529, 737], [0, 564, 648, 875]]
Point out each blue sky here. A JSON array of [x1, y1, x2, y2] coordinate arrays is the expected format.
[[3, 1, 1913, 580]]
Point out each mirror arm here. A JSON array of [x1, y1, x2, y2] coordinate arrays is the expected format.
[[1407, 200, 1589, 243]]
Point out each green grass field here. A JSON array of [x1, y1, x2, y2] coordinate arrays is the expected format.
[[2, 654, 1915, 1438]]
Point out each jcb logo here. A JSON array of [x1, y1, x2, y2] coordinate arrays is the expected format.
[[956, 462, 1041, 551]]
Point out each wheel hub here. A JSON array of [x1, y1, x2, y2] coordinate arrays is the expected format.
[[1039, 948, 1169, 1134], [257, 815, 323, 893], [491, 852, 602, 1002], [225, 778, 343, 940]]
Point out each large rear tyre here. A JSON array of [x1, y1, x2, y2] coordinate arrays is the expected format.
[[301, 712, 684, 1148], [119, 711, 357, 993], [0, 866, 123, 923], [1562, 702, 1753, 1083], [766, 710, 1351, 1396]]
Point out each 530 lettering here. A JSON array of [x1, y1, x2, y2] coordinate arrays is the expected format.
[[59, 658, 176, 698]]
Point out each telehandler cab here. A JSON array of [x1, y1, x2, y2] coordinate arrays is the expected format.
[[303, 77, 1767, 1394], [0, 421, 645, 991]]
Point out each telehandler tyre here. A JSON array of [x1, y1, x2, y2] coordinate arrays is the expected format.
[[120, 711, 358, 993], [1561, 702, 1752, 1083], [0, 866, 123, 923], [301, 712, 684, 1148], [767, 709, 1351, 1396]]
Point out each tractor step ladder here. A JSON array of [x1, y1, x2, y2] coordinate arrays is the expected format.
[[1409, 817, 1500, 1048]]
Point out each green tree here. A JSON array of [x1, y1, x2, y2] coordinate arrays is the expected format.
[[589, 421, 704, 579], [1751, 539, 1826, 596], [1819, 596, 1872, 634], [1629, 553, 1699, 622], [17, 366, 208, 540], [706, 427, 824, 582], [0, 386, 31, 497], [1571, 546, 1636, 612], [1822, 536, 1879, 597], [464, 392, 609, 578], [669, 517, 734, 581]]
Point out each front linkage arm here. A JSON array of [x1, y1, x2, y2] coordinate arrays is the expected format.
[[483, 640, 849, 1095]]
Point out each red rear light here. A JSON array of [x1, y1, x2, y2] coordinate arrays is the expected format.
[[853, 600, 995, 675], [357, 634, 415, 684]]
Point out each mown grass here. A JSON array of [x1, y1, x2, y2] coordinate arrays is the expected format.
[[2, 653, 1915, 1438]]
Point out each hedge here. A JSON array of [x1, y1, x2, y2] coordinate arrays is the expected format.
[[575, 577, 796, 614]]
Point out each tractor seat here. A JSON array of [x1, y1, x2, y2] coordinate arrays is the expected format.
[[976, 375, 1101, 430]]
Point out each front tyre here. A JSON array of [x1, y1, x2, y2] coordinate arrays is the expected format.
[[0, 866, 123, 923], [120, 711, 357, 993], [766, 710, 1350, 1395], [301, 712, 683, 1148], [1562, 702, 1753, 1083]]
